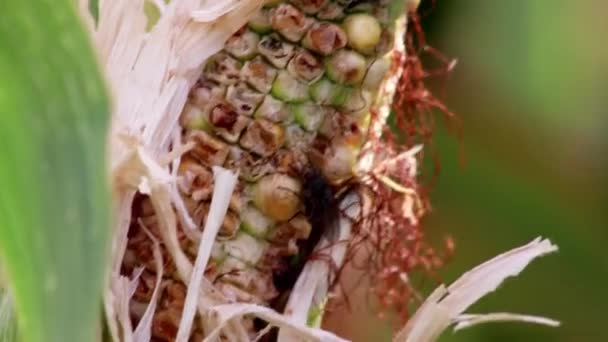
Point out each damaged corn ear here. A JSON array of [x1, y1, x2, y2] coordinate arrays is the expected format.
[[126, 0, 408, 339]]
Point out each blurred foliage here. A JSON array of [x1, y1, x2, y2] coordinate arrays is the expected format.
[[0, 1, 110, 342], [424, 0, 607, 340], [329, 0, 607, 341], [0, 291, 17, 342]]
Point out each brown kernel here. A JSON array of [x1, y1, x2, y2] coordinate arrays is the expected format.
[[209, 103, 238, 129], [177, 158, 213, 200], [287, 49, 324, 83], [239, 119, 285, 157], [186, 130, 229, 166], [270, 4, 312, 42], [152, 309, 180, 341], [217, 211, 241, 239], [303, 22, 347, 55], [205, 53, 242, 85]]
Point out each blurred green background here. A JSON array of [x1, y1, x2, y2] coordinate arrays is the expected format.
[[329, 0, 608, 341], [426, 0, 607, 340]]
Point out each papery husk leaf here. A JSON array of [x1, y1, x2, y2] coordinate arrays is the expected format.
[[453, 312, 560, 331], [204, 303, 348, 342], [176, 167, 238, 342], [394, 238, 559, 342]]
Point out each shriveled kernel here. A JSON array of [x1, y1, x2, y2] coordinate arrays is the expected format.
[[241, 57, 278, 94], [209, 103, 238, 129], [273, 148, 308, 174], [186, 130, 230, 166], [239, 119, 285, 157], [285, 124, 315, 149], [209, 104, 251, 143], [224, 146, 274, 183], [252, 174, 302, 221], [302, 22, 347, 55], [271, 70, 310, 103], [190, 78, 225, 109], [190, 201, 209, 227], [225, 27, 260, 60], [229, 187, 244, 213], [180, 103, 212, 132], [318, 110, 365, 145], [311, 138, 357, 184], [177, 158, 213, 200], [266, 214, 311, 245], [270, 4, 312, 42], [226, 82, 265, 116], [205, 53, 242, 85], [248, 9, 272, 34], [287, 49, 324, 83], [217, 211, 241, 239], [258, 34, 296, 68], [325, 49, 367, 85], [189, 203, 241, 240], [343, 14, 382, 54]]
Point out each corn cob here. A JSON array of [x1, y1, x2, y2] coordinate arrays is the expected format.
[[123, 0, 407, 340]]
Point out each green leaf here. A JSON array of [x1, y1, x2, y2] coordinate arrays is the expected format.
[[0, 1, 110, 342]]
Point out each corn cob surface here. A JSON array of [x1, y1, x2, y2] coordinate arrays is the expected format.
[[123, 0, 403, 340]]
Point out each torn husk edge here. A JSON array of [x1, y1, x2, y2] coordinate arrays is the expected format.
[[394, 237, 559, 342]]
